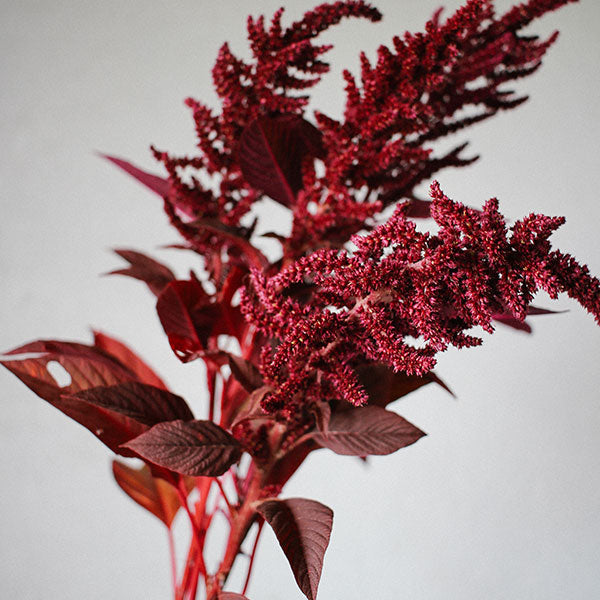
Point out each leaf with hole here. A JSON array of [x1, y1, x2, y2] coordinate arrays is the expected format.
[[0, 340, 137, 404]]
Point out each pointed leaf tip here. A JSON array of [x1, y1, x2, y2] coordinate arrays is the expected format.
[[93, 331, 169, 389], [100, 153, 169, 197], [256, 497, 333, 600], [313, 405, 425, 456], [109, 249, 175, 297], [123, 419, 242, 477]]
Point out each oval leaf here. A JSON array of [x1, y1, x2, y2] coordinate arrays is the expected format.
[[313, 405, 425, 456], [256, 497, 333, 600], [0, 340, 187, 456], [68, 381, 194, 426], [122, 420, 242, 477], [239, 115, 324, 207], [112, 460, 182, 527]]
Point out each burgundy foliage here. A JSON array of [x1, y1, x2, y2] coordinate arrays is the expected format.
[[112, 460, 183, 527], [256, 498, 333, 600], [2, 1, 598, 599], [123, 420, 243, 477], [313, 404, 425, 456]]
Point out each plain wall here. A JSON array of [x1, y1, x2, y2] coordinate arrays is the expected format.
[[1, 1, 599, 598]]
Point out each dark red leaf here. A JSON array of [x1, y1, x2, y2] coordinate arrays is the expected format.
[[228, 355, 263, 392], [0, 341, 193, 456], [41, 381, 193, 456], [265, 439, 319, 489], [218, 594, 250, 600], [109, 249, 175, 297], [493, 313, 532, 333], [256, 497, 333, 600], [93, 331, 168, 390], [526, 305, 565, 316], [313, 405, 425, 456], [405, 198, 433, 218], [68, 381, 194, 426], [112, 460, 182, 527], [122, 419, 242, 476], [192, 218, 268, 270], [358, 363, 453, 407], [156, 278, 220, 362], [493, 305, 566, 333], [1, 340, 137, 405], [101, 154, 169, 197], [239, 115, 324, 207], [50, 394, 150, 456]]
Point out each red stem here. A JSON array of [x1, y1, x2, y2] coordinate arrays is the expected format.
[[167, 527, 177, 598], [206, 365, 217, 422], [242, 520, 264, 596], [175, 480, 207, 589], [187, 558, 201, 600], [206, 467, 264, 599], [215, 476, 235, 516]]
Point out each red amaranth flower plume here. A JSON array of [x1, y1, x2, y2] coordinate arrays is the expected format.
[[241, 181, 600, 413]]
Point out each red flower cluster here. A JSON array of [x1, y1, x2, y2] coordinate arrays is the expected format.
[[242, 181, 600, 415], [2, 2, 596, 600]]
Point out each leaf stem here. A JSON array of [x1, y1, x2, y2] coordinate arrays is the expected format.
[[206, 365, 217, 422], [242, 520, 264, 596], [176, 479, 207, 579], [215, 476, 235, 516], [167, 527, 177, 598], [207, 465, 263, 598]]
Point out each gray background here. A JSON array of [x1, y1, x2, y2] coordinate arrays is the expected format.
[[1, 1, 599, 598]]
